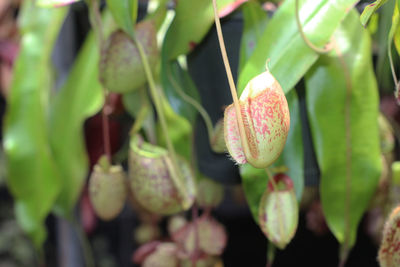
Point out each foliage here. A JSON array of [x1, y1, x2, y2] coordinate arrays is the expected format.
[[3, 1, 67, 247], [3, 0, 399, 265]]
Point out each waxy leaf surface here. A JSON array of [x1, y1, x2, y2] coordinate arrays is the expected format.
[[305, 10, 381, 248]]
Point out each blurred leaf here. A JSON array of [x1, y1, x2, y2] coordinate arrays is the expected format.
[[36, 0, 80, 8], [3, 2, 67, 247], [240, 164, 268, 222], [106, 0, 137, 38], [157, 94, 193, 160], [376, 0, 396, 92], [240, 90, 303, 222], [123, 89, 145, 118], [161, 50, 200, 125], [123, 88, 157, 144], [360, 0, 388, 27], [394, 19, 400, 56], [239, 1, 269, 73], [237, 0, 358, 95], [145, 0, 169, 30], [366, 13, 379, 35], [50, 12, 115, 217], [391, 3, 400, 57], [164, 0, 237, 60], [305, 10, 381, 249]]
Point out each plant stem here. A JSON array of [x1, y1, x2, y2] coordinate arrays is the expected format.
[[295, 0, 332, 54], [166, 63, 214, 144], [211, 0, 251, 161], [102, 93, 112, 160], [133, 36, 189, 206]]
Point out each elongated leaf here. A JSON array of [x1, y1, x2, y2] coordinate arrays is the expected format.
[[305, 10, 381, 249], [237, 0, 357, 95], [376, 0, 396, 92], [390, 3, 400, 58], [50, 12, 115, 217], [106, 0, 137, 38], [164, 0, 237, 60], [240, 90, 303, 222], [3, 3, 67, 247], [239, 1, 268, 73], [360, 0, 389, 27], [161, 50, 200, 125]]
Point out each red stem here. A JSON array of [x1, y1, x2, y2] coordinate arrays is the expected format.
[[102, 92, 112, 161]]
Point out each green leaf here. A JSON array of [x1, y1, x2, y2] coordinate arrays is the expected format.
[[305, 10, 381, 249], [240, 90, 303, 222], [237, 0, 358, 95], [161, 51, 200, 125], [106, 0, 137, 38], [50, 12, 115, 217], [164, 0, 237, 60], [36, 0, 80, 8], [123, 88, 157, 144], [376, 0, 396, 92], [3, 2, 67, 247], [390, 2, 400, 58], [239, 1, 268, 73], [157, 95, 193, 160], [145, 0, 169, 31], [360, 0, 389, 27]]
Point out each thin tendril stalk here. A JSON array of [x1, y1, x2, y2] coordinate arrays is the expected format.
[[211, 0, 252, 162], [295, 0, 332, 54], [166, 63, 214, 143], [133, 36, 189, 205]]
